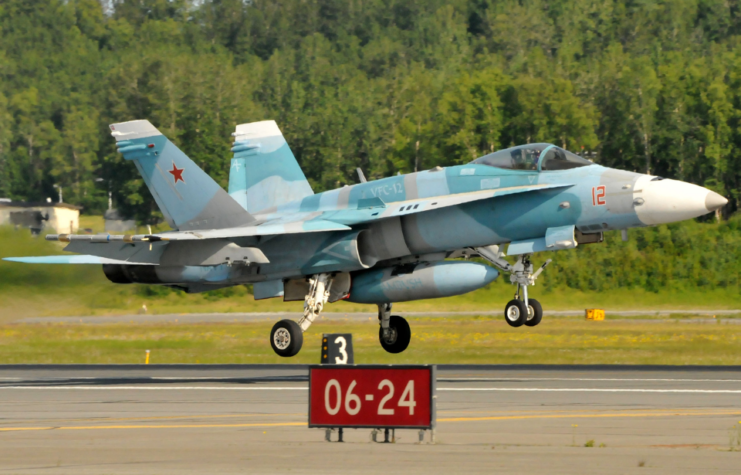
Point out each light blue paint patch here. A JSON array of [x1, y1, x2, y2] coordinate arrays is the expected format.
[[432, 261, 499, 295], [318, 188, 341, 210], [481, 178, 501, 189], [507, 238, 548, 255], [415, 169, 450, 199], [253, 280, 284, 300], [228, 134, 313, 213], [301, 220, 353, 232], [2, 255, 156, 265], [180, 265, 233, 282], [545, 225, 575, 248]]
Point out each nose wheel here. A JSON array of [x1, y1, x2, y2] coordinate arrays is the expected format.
[[474, 247, 548, 329], [524, 299, 543, 326]]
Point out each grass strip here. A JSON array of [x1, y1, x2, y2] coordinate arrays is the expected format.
[[1, 317, 740, 365]]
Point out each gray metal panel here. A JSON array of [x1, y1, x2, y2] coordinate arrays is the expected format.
[[64, 240, 166, 264]]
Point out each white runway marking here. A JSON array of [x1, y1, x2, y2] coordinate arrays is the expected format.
[[1, 386, 741, 394], [440, 377, 741, 383], [437, 388, 741, 394]]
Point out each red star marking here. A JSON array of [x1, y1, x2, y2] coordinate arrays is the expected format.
[[169, 162, 185, 184]]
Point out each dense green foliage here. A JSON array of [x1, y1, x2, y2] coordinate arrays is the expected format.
[[1, 0, 740, 223], [543, 214, 741, 292]]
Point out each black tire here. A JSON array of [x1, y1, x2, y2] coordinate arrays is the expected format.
[[524, 299, 543, 327], [379, 315, 411, 354], [504, 299, 527, 327], [270, 319, 303, 357]]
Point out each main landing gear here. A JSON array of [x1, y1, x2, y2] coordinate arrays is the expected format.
[[377, 303, 411, 354], [270, 273, 332, 357], [269, 274, 414, 357], [475, 246, 550, 328]]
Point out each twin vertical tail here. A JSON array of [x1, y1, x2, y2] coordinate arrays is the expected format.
[[228, 121, 314, 213], [110, 120, 254, 231]]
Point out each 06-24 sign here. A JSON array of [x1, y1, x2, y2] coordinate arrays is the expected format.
[[308, 365, 435, 429]]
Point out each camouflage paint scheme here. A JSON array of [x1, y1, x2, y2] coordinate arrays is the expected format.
[[6, 120, 727, 306]]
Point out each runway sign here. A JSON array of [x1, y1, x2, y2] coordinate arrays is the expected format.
[[308, 365, 435, 429], [321, 333, 354, 364]]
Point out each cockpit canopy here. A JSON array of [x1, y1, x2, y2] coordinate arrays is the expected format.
[[471, 143, 593, 171]]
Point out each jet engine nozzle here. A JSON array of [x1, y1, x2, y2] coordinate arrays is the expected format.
[[633, 176, 728, 226]]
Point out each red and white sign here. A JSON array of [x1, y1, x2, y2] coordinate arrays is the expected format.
[[308, 365, 435, 429]]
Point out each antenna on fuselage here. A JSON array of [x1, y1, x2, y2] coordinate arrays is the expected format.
[[356, 168, 367, 183]]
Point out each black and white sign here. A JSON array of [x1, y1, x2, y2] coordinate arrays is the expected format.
[[321, 334, 354, 365]]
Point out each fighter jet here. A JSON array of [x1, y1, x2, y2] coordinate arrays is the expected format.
[[5, 120, 728, 357]]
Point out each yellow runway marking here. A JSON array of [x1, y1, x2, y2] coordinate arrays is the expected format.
[[438, 410, 741, 423], [2, 410, 740, 432]]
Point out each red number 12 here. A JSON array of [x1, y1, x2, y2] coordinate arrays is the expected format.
[[592, 186, 606, 206]]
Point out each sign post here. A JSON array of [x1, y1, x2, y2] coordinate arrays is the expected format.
[[308, 365, 436, 443]]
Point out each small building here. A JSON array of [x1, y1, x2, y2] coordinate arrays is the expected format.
[[0, 199, 82, 235]]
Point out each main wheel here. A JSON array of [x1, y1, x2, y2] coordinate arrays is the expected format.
[[379, 315, 411, 354], [504, 299, 527, 327], [270, 319, 303, 357], [524, 299, 543, 327]]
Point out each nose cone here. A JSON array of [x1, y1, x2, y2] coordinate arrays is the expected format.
[[633, 176, 728, 226], [705, 191, 728, 212]]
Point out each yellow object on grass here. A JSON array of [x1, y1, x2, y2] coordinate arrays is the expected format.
[[586, 309, 605, 321]]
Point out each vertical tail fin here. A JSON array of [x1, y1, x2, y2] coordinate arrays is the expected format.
[[110, 120, 254, 231], [228, 121, 314, 213]]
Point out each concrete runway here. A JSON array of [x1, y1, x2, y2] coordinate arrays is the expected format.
[[1, 365, 740, 474]]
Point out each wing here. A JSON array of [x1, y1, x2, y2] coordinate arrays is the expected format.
[[44, 218, 351, 243], [3, 255, 157, 265]]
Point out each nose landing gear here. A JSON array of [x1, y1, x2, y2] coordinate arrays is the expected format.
[[475, 246, 549, 328], [507, 254, 549, 327]]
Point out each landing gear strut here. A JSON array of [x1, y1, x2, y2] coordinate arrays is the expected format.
[[270, 273, 333, 357], [378, 303, 411, 353], [475, 246, 550, 328], [506, 254, 548, 327]]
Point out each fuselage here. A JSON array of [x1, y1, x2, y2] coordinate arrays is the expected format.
[[134, 144, 725, 288]]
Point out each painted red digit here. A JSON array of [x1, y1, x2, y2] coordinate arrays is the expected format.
[[591, 186, 606, 206], [596, 185, 606, 205]]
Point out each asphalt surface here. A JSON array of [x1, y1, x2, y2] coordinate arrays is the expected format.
[[1, 365, 740, 474], [15, 309, 741, 325]]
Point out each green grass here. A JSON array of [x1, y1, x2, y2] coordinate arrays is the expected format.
[[2, 317, 741, 365]]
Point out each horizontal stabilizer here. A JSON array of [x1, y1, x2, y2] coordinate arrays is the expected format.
[[3, 255, 157, 265]]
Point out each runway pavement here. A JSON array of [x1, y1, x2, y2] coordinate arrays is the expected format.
[[0, 365, 740, 474]]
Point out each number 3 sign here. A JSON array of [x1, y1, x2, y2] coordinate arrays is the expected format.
[[308, 365, 436, 429], [321, 334, 354, 365]]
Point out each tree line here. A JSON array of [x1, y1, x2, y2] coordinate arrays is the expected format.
[[1, 0, 740, 223]]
